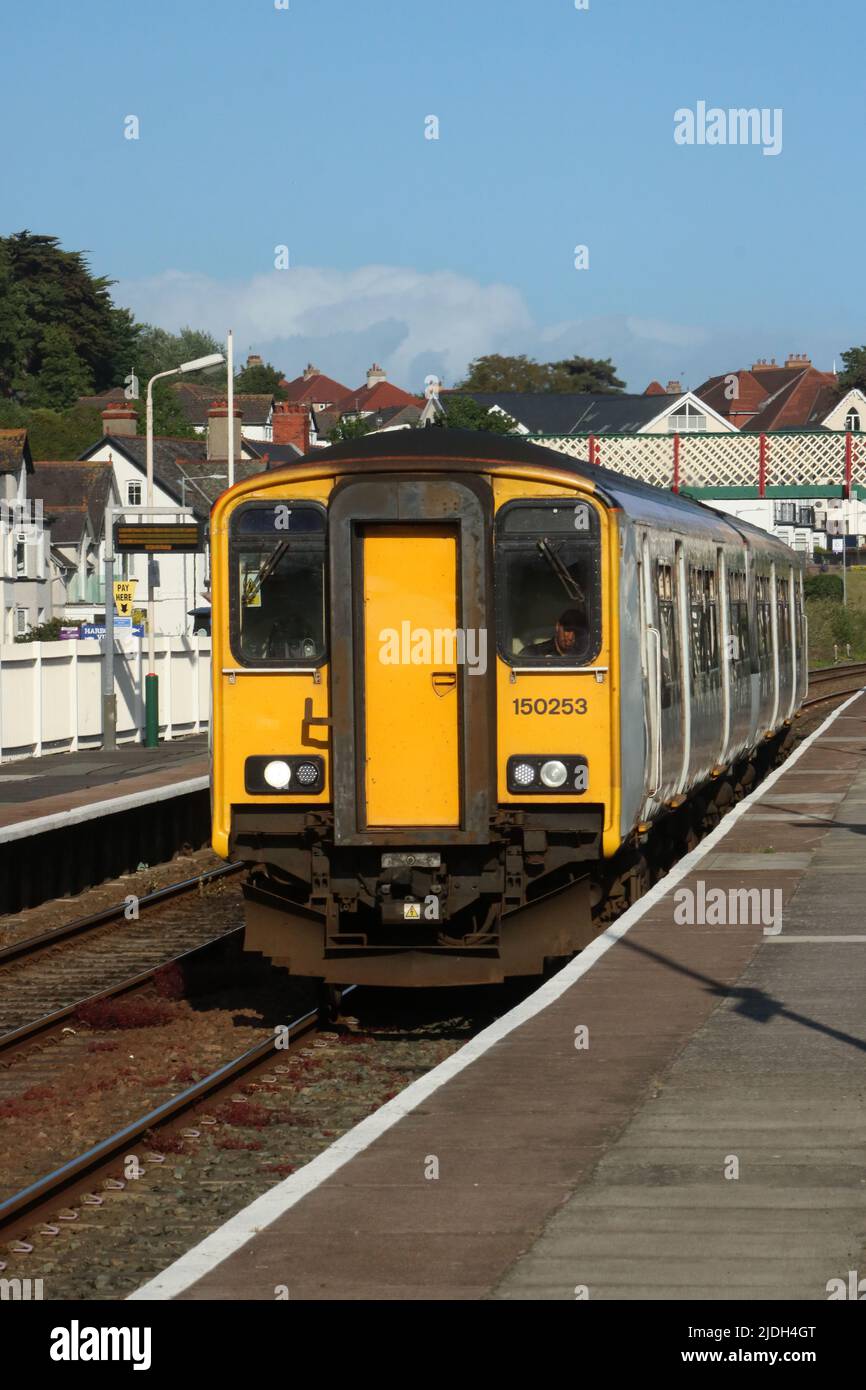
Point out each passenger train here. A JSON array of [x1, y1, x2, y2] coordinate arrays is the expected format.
[[209, 430, 807, 992]]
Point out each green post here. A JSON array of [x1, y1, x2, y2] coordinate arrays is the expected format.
[[145, 674, 159, 748]]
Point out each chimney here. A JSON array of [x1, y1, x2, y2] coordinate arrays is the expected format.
[[784, 352, 812, 369], [665, 379, 683, 395], [302, 363, 319, 380], [101, 403, 137, 437], [272, 401, 310, 454], [207, 399, 242, 461], [366, 362, 387, 390], [246, 353, 263, 369]]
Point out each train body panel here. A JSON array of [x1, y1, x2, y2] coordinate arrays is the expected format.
[[209, 431, 806, 987]]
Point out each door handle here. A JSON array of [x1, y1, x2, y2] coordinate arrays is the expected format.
[[431, 671, 457, 696]]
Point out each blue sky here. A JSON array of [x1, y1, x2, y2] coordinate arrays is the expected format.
[[2, 0, 863, 391]]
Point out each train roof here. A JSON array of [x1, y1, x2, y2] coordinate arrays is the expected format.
[[292, 429, 797, 560]]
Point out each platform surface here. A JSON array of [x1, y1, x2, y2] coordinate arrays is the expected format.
[[134, 698, 866, 1302], [0, 736, 208, 835]]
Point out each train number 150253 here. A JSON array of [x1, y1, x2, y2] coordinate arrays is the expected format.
[[512, 697, 588, 715]]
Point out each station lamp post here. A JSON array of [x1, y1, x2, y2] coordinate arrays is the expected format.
[[144, 352, 225, 747]]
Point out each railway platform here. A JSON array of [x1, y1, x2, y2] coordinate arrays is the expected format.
[[132, 695, 866, 1302], [0, 736, 209, 913]]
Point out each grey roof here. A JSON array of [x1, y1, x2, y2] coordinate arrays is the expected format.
[[29, 461, 114, 544], [447, 391, 679, 435], [0, 428, 33, 474], [243, 440, 303, 467], [78, 435, 267, 517], [170, 384, 274, 428]]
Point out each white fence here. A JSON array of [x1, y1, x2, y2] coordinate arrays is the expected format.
[[0, 637, 211, 762]]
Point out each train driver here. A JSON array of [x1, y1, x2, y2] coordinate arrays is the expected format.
[[522, 604, 586, 658]]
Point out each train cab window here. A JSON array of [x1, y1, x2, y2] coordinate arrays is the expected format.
[[229, 502, 327, 666], [656, 562, 679, 708], [495, 500, 602, 666]]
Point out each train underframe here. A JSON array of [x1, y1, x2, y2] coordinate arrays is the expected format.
[[234, 727, 791, 992]]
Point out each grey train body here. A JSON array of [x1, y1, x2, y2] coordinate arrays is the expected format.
[[608, 475, 807, 843]]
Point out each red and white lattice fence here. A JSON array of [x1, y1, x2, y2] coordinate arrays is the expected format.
[[529, 431, 865, 495]]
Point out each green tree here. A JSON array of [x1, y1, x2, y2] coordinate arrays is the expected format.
[[132, 325, 223, 386], [457, 354, 553, 392], [0, 231, 138, 401], [0, 400, 104, 459], [457, 351, 625, 394], [233, 361, 287, 398], [327, 415, 373, 442], [547, 355, 625, 394], [133, 379, 197, 438], [30, 326, 93, 407], [838, 346, 866, 393], [438, 395, 518, 433]]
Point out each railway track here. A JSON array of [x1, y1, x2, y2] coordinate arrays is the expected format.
[[0, 989, 346, 1246], [803, 661, 866, 710], [0, 666, 864, 1285], [0, 864, 244, 1051]]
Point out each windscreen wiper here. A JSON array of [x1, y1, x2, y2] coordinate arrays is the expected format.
[[536, 537, 583, 602], [246, 540, 290, 601]]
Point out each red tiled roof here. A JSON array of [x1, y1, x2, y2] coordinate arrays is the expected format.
[[694, 365, 840, 430], [643, 380, 666, 396], [280, 371, 350, 405], [338, 380, 424, 414]]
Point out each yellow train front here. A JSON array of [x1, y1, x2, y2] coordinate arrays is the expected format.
[[209, 430, 805, 989]]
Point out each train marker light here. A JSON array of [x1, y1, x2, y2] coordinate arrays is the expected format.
[[263, 760, 292, 790], [513, 762, 536, 786]]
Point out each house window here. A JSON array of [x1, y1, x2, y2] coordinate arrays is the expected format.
[[15, 541, 26, 577], [845, 408, 860, 432], [668, 402, 707, 433], [127, 481, 143, 506], [15, 607, 28, 637]]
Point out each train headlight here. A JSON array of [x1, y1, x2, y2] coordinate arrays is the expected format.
[[540, 759, 568, 788], [263, 759, 292, 790], [245, 756, 325, 795]]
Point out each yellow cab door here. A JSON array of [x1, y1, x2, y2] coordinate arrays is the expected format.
[[361, 525, 460, 827]]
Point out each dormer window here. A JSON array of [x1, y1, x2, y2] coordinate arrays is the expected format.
[[845, 407, 860, 432], [667, 401, 707, 433]]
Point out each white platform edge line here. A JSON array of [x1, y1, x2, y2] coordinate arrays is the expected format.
[[128, 690, 865, 1301], [0, 776, 209, 844]]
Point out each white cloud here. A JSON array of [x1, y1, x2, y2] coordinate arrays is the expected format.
[[116, 263, 723, 391]]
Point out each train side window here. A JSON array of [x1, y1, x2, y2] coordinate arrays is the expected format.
[[776, 574, 791, 652], [728, 570, 750, 665], [229, 502, 328, 667], [756, 574, 772, 657], [656, 562, 678, 709], [495, 500, 602, 666], [688, 565, 719, 686]]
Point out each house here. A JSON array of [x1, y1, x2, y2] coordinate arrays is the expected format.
[[77, 403, 298, 635], [168, 384, 275, 441], [693, 354, 865, 432], [0, 429, 51, 641], [445, 389, 735, 436], [28, 462, 117, 625], [337, 365, 424, 419], [279, 364, 351, 412]]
